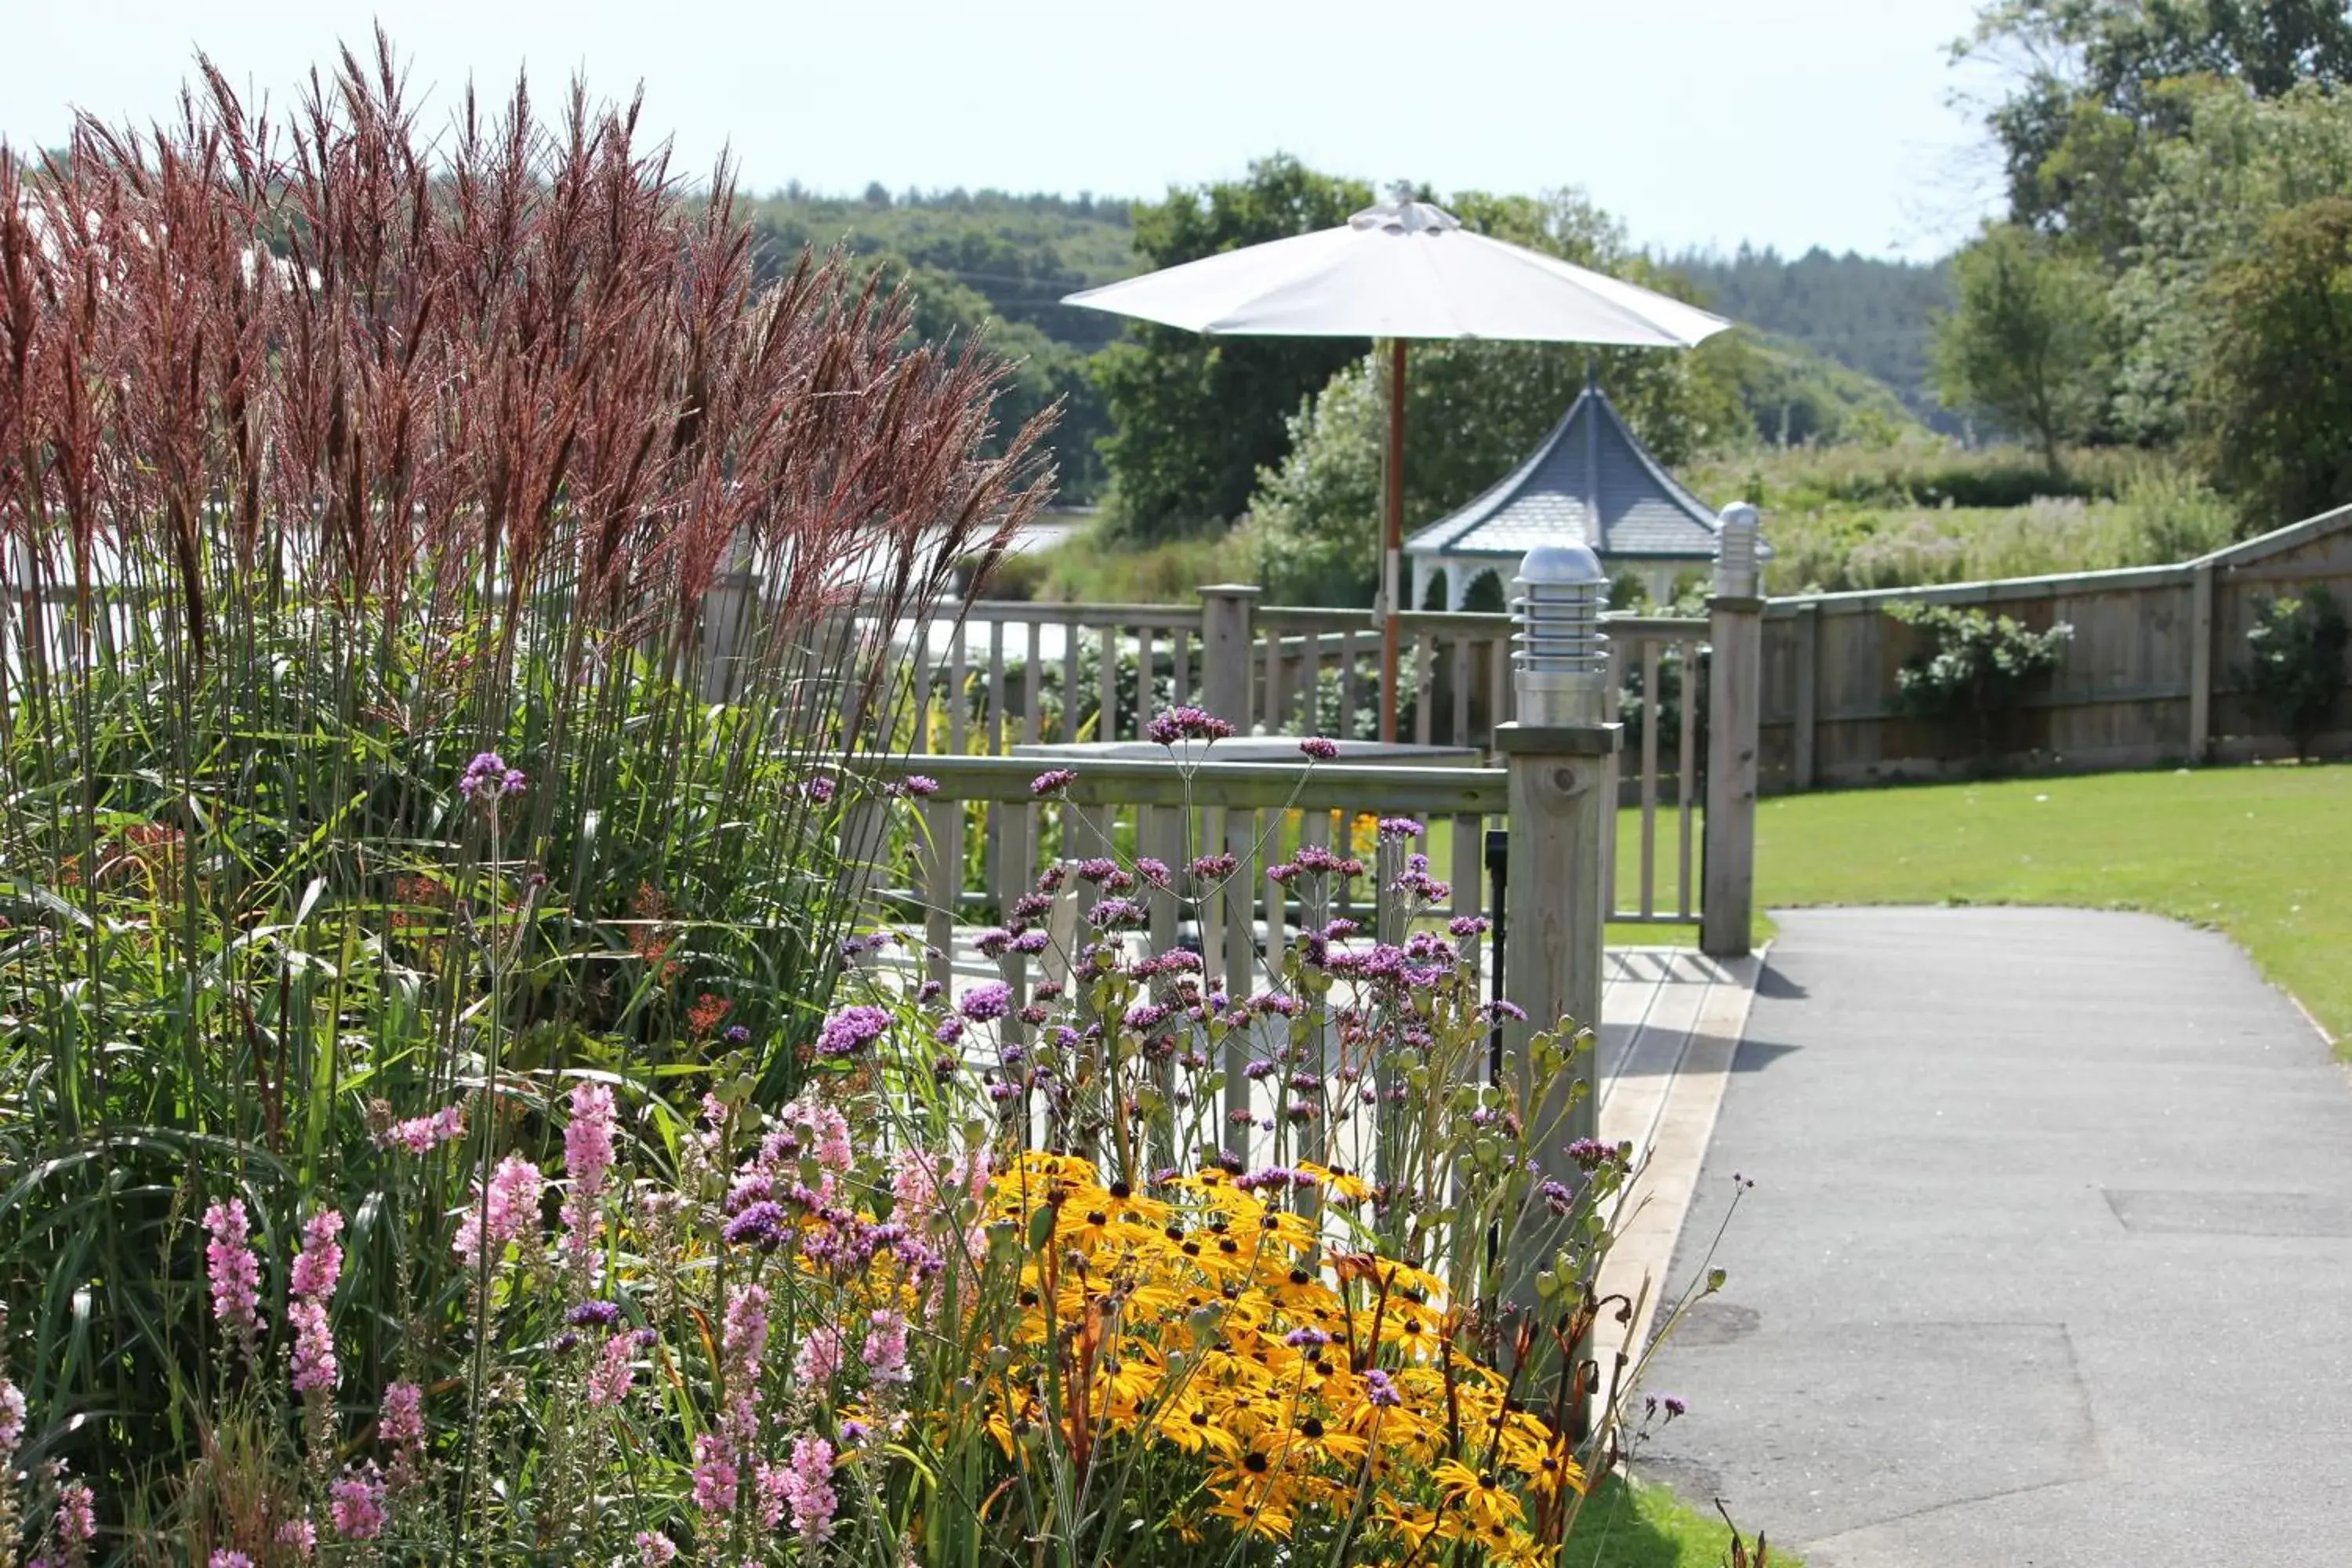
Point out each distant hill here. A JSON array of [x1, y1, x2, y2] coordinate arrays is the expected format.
[[739, 187, 1143, 499], [732, 191, 1964, 502], [1664, 245, 1958, 431], [742, 187, 1142, 350]]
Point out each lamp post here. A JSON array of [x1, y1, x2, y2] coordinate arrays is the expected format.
[[1493, 541, 1618, 1401]]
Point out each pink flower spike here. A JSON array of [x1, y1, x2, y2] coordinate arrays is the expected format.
[[780, 1433, 837, 1544], [57, 1479, 95, 1546], [290, 1210, 343, 1302], [0, 1377, 24, 1458], [561, 1081, 618, 1261], [454, 1155, 545, 1270], [327, 1465, 385, 1541], [793, 1325, 843, 1385], [289, 1300, 338, 1395], [378, 1381, 424, 1450], [862, 1308, 911, 1385], [202, 1198, 263, 1341]]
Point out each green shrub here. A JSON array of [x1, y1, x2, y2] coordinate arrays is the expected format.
[[1888, 602, 2074, 760], [2245, 586, 2350, 757]]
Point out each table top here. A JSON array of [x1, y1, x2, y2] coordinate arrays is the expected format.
[[1010, 738, 1482, 765]]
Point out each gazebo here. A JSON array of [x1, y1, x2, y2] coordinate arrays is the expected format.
[[1406, 378, 1737, 610]]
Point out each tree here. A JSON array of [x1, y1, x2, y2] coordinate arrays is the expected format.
[[1091, 155, 1373, 541], [1249, 191, 1747, 604], [2195, 195, 2352, 526], [1931, 223, 2111, 472], [1964, 0, 2352, 245]]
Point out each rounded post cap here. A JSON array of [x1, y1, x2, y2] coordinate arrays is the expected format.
[[1514, 543, 1606, 587], [1718, 501, 1760, 532]]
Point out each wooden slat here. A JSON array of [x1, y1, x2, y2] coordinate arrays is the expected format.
[[1677, 639, 1698, 920], [1261, 808, 1288, 982], [1413, 632, 1434, 746], [1062, 616, 1082, 742], [1792, 603, 1819, 790], [1450, 813, 1480, 982], [920, 797, 957, 993], [987, 619, 1005, 755], [1221, 805, 1256, 1155], [1269, 632, 1290, 732], [2188, 563, 2215, 761], [985, 619, 1006, 909], [1138, 626, 1157, 726], [1450, 635, 1472, 746], [1021, 622, 1041, 748], [948, 624, 968, 755], [1144, 804, 1181, 958], [911, 615, 935, 750], [1261, 624, 1279, 732], [1639, 637, 1660, 920], [1491, 634, 1511, 733], [1340, 628, 1362, 740], [1172, 625, 1192, 708], [1602, 639, 1621, 916], [1098, 624, 1118, 743]]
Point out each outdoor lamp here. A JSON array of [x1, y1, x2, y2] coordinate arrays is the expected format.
[[1715, 502, 1762, 598], [1512, 542, 1610, 727]]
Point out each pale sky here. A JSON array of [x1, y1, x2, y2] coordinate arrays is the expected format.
[[6, 0, 2009, 260]]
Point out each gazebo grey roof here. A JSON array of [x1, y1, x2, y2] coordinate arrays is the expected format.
[[1405, 379, 1728, 608]]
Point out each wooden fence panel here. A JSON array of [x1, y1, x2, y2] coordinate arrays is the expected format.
[[1747, 507, 2352, 787]]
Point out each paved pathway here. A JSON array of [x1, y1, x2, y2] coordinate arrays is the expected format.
[[1639, 908, 2352, 1568]]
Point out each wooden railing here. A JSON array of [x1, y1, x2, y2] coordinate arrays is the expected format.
[[838, 590, 1718, 927], [855, 752, 1508, 1160], [870, 754, 1504, 998]]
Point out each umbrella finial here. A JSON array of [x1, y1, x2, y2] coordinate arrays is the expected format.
[[1351, 194, 1462, 236]]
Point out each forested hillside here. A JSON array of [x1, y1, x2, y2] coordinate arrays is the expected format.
[[736, 184, 1953, 507], [1667, 246, 1956, 429]]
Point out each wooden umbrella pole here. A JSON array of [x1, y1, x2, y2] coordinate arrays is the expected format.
[[1378, 337, 1407, 742]]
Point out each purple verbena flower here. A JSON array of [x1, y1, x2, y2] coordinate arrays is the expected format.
[[1145, 706, 1238, 746], [1029, 768, 1079, 796], [960, 982, 1013, 1022]]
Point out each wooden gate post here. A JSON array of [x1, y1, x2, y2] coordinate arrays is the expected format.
[[1199, 583, 1259, 731], [1703, 505, 1764, 958], [1494, 544, 1619, 1403]]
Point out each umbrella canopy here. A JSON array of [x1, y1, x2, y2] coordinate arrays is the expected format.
[[1062, 198, 1730, 344], [1062, 198, 1733, 740]]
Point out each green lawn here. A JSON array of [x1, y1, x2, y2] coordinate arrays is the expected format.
[[1746, 760, 2350, 1050], [1565, 1473, 1788, 1567]]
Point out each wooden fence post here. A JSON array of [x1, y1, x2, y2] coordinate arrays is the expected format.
[[1492, 544, 1617, 1406], [1703, 506, 1762, 958], [1199, 583, 1259, 731], [2188, 561, 2216, 763], [1792, 601, 1819, 793]]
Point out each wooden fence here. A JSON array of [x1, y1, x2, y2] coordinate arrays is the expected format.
[[1756, 504, 2352, 790], [820, 501, 2352, 817]]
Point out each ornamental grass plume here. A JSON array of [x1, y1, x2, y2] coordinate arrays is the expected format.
[[0, 17, 1048, 1500]]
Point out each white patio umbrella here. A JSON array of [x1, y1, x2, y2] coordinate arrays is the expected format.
[[1063, 197, 1731, 740]]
